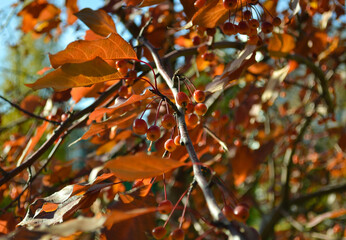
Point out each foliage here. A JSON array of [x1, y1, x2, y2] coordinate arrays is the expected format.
[[0, 0, 345, 239]]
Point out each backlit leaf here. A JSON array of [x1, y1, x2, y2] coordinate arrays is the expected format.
[[65, 0, 78, 25], [75, 8, 116, 37], [26, 57, 123, 91], [105, 152, 186, 181], [49, 33, 137, 69], [105, 207, 158, 227], [268, 33, 296, 57]]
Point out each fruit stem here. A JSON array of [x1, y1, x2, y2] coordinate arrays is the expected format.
[[163, 189, 188, 228]]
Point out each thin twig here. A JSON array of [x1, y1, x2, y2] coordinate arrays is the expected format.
[[0, 95, 61, 125]]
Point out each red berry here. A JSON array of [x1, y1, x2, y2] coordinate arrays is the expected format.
[[223, 0, 237, 9], [125, 70, 137, 85], [133, 119, 148, 135], [243, 10, 252, 20], [185, 113, 198, 128], [164, 139, 177, 152], [248, 19, 259, 29], [158, 200, 173, 214], [261, 21, 273, 34], [272, 17, 282, 26], [146, 125, 161, 141], [233, 204, 250, 222], [176, 92, 189, 107], [170, 228, 184, 240], [197, 45, 208, 54], [192, 36, 201, 46], [223, 22, 236, 35], [118, 86, 129, 98], [115, 60, 127, 69], [152, 226, 167, 239], [186, 102, 195, 114], [194, 103, 207, 116], [194, 0, 206, 9], [193, 90, 205, 103], [212, 110, 221, 118], [161, 113, 176, 130], [201, 52, 215, 62], [248, 35, 259, 45], [222, 205, 234, 220], [238, 20, 249, 35], [174, 135, 181, 145]]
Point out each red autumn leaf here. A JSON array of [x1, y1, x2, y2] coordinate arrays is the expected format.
[[75, 8, 116, 37], [22, 121, 49, 160], [105, 152, 186, 181], [65, 0, 79, 25], [26, 57, 123, 91], [180, 0, 197, 20], [49, 33, 137, 69], [81, 111, 138, 140]]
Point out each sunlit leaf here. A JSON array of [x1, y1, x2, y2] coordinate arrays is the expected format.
[[26, 57, 123, 91], [75, 8, 116, 37], [65, 0, 78, 25], [268, 33, 296, 57], [49, 33, 137, 69], [105, 152, 186, 181]]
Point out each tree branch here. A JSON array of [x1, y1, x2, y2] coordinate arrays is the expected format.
[[140, 37, 246, 239]]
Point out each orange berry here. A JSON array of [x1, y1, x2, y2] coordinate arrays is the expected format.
[[238, 20, 249, 35], [197, 45, 208, 54], [223, 0, 237, 9], [248, 19, 259, 29], [174, 135, 181, 145], [243, 10, 252, 20], [125, 70, 137, 85], [233, 204, 250, 222], [273, 17, 282, 26], [115, 60, 127, 69], [170, 228, 184, 240], [185, 102, 195, 114], [176, 92, 189, 107], [133, 119, 148, 135], [193, 90, 205, 103], [192, 36, 201, 46], [194, 0, 206, 9], [158, 200, 173, 214], [194, 103, 207, 116], [146, 125, 161, 141], [223, 22, 236, 35], [152, 226, 167, 239], [118, 86, 129, 98], [161, 113, 176, 130], [248, 35, 259, 45], [206, 28, 216, 36], [164, 139, 177, 152], [222, 205, 234, 220], [261, 21, 273, 34], [185, 113, 198, 128], [212, 110, 221, 118], [201, 52, 215, 62]]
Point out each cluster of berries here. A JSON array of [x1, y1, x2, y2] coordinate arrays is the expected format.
[[132, 90, 207, 153], [193, 0, 282, 46]]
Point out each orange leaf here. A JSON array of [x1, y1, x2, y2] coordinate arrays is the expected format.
[[41, 202, 58, 213], [71, 83, 105, 103], [26, 57, 123, 91], [19, 95, 45, 114], [49, 33, 137, 69], [105, 152, 186, 181], [268, 33, 296, 57], [192, 0, 246, 28], [75, 8, 116, 37]]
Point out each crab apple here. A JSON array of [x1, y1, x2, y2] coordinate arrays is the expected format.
[[272, 17, 282, 26], [115, 59, 127, 69], [248, 35, 259, 45], [223, 22, 236, 35], [174, 135, 181, 145], [238, 20, 249, 35], [194, 103, 207, 116], [164, 139, 177, 152], [261, 21, 273, 34], [194, 0, 206, 9], [158, 200, 173, 214], [222, 205, 234, 220], [197, 45, 208, 54], [118, 86, 129, 98], [243, 10, 252, 20], [152, 226, 167, 239], [125, 70, 137, 85], [233, 204, 250, 222], [192, 36, 201, 46], [161, 113, 176, 130], [133, 119, 148, 135], [193, 90, 206, 103], [223, 0, 237, 9], [248, 19, 259, 29], [170, 228, 185, 240], [206, 28, 216, 36], [146, 125, 161, 141], [202, 52, 215, 62], [186, 102, 195, 114], [185, 113, 199, 127], [176, 92, 189, 107]]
